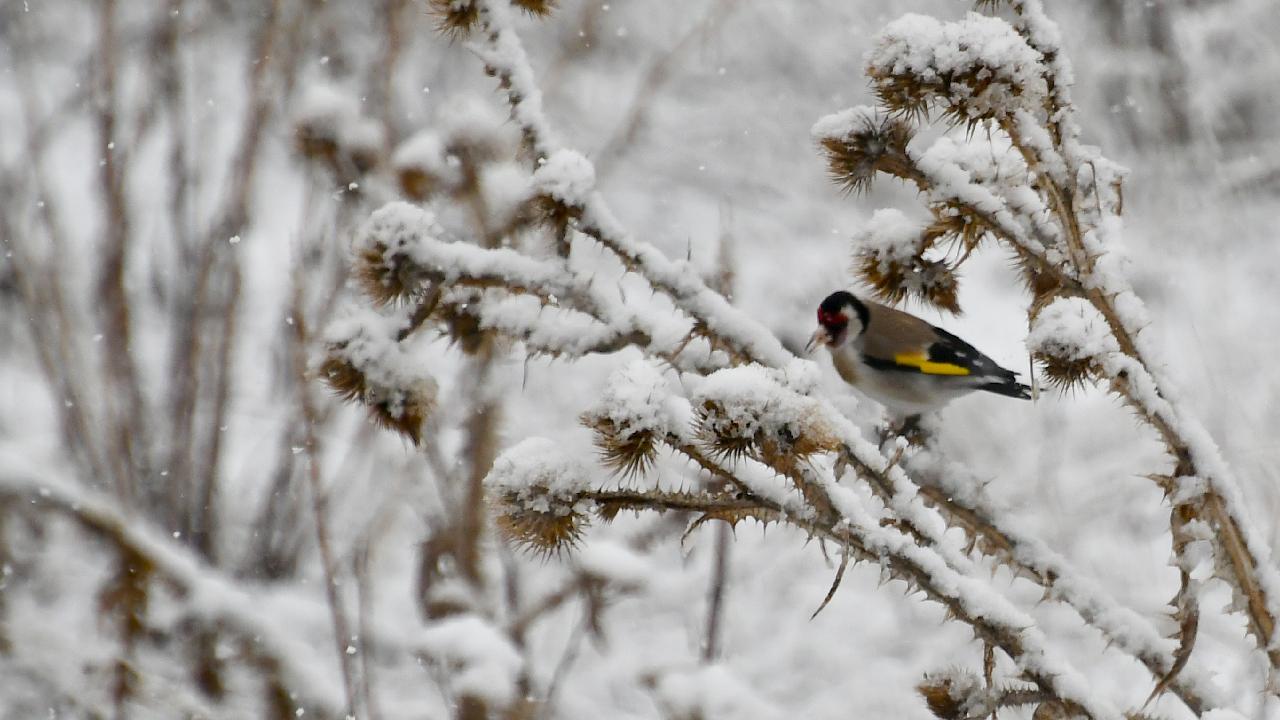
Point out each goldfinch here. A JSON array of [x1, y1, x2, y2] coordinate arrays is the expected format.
[[807, 291, 1030, 415]]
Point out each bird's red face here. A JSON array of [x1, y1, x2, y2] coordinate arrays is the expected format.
[[807, 306, 850, 352], [806, 291, 866, 354], [819, 303, 849, 343]]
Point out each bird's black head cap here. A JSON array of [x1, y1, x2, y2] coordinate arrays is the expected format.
[[817, 291, 868, 335]]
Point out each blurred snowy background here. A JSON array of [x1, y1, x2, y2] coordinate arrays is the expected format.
[[1, 0, 1278, 717]]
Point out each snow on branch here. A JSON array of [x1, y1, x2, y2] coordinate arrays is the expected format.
[[0, 466, 344, 717], [867, 13, 1049, 130], [316, 0, 1271, 716], [819, 0, 1280, 695], [321, 304, 438, 445]]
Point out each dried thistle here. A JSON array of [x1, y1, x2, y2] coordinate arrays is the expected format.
[[694, 395, 838, 472], [492, 490, 590, 556], [294, 121, 340, 167], [428, 0, 479, 39], [867, 14, 1048, 131], [319, 348, 437, 446], [757, 410, 840, 470], [486, 438, 595, 556], [1026, 295, 1116, 392], [354, 238, 427, 306], [363, 379, 437, 446], [917, 670, 982, 719], [928, 202, 991, 254], [436, 299, 487, 355], [582, 414, 659, 480], [1032, 345, 1095, 392], [319, 355, 367, 404], [293, 109, 383, 183], [814, 108, 918, 195], [398, 167, 437, 202], [695, 399, 760, 464], [855, 251, 961, 314], [525, 193, 582, 243], [511, 0, 556, 17]]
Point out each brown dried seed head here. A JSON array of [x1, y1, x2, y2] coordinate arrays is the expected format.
[[428, 0, 479, 39], [354, 239, 425, 306], [855, 252, 961, 315], [819, 114, 916, 195], [928, 203, 990, 252], [916, 676, 963, 720], [437, 301, 487, 355], [871, 74, 933, 125], [319, 355, 367, 404], [398, 168, 438, 202], [583, 414, 659, 480], [511, 0, 557, 16], [363, 379, 437, 446], [695, 400, 760, 464], [493, 491, 589, 556]]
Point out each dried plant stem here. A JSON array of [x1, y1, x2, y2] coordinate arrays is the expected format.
[[702, 521, 731, 661], [95, 0, 147, 505], [291, 284, 361, 720], [0, 471, 341, 717]]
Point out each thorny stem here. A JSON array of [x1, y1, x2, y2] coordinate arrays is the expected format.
[[459, 2, 1210, 713], [584, 446, 1118, 719], [993, 28, 1280, 675]]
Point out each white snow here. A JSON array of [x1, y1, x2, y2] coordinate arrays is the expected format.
[[867, 13, 1049, 122], [809, 105, 880, 143], [531, 149, 596, 207], [854, 207, 927, 265], [485, 437, 592, 501], [575, 539, 652, 590], [418, 615, 523, 708], [1026, 296, 1119, 363], [585, 360, 692, 443]]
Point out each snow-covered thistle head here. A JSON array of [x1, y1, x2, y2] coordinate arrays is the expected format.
[[320, 308, 438, 445], [292, 82, 383, 181], [392, 130, 462, 202], [812, 106, 918, 196], [427, 0, 480, 39], [486, 439, 595, 556], [916, 670, 984, 720], [693, 366, 839, 470], [1027, 296, 1119, 392], [867, 13, 1048, 130], [353, 204, 442, 306], [580, 361, 686, 480], [850, 210, 962, 314]]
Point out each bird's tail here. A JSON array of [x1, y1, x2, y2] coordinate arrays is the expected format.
[[980, 380, 1031, 400]]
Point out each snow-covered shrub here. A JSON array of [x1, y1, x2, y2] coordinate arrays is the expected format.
[[4, 0, 1276, 718], [815, 0, 1280, 714], [321, 2, 1278, 717]]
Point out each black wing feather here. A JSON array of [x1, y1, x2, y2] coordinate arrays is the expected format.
[[928, 327, 1016, 381]]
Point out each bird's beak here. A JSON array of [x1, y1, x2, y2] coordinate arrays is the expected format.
[[805, 327, 829, 354]]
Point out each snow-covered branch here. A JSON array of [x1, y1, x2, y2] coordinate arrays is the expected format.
[[307, 0, 1275, 716], [818, 0, 1280, 694]]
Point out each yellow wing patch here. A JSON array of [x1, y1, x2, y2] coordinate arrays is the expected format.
[[892, 351, 971, 376]]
